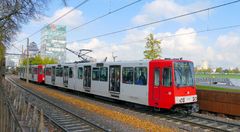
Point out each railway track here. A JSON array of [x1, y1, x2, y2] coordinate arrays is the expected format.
[[9, 76, 240, 131], [161, 113, 240, 132], [6, 76, 109, 132]]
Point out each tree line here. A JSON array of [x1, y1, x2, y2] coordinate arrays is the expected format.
[[195, 67, 240, 74], [20, 55, 57, 66]]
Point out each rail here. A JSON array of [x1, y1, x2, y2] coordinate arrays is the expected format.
[[9, 75, 240, 131], [6, 76, 110, 132], [160, 113, 240, 132]]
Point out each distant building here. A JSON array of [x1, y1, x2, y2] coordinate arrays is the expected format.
[[201, 60, 209, 70], [26, 41, 39, 57], [40, 24, 66, 64], [5, 55, 20, 68]]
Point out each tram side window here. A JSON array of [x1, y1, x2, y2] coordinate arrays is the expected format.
[[20, 68, 25, 74], [92, 68, 99, 81], [59, 68, 63, 77], [100, 67, 108, 81], [163, 68, 172, 87], [154, 69, 160, 86], [122, 67, 133, 84], [56, 68, 59, 76], [34, 68, 38, 74], [48, 68, 51, 76], [78, 67, 83, 79], [69, 67, 73, 78], [45, 68, 51, 76], [32, 68, 34, 74], [134, 67, 147, 85], [56, 67, 63, 77], [39, 68, 43, 74]]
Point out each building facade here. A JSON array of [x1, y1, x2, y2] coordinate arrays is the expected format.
[[28, 42, 39, 57], [40, 24, 66, 64], [5, 55, 20, 68]]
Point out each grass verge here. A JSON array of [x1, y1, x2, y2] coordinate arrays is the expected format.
[[197, 85, 240, 93], [195, 74, 240, 79]]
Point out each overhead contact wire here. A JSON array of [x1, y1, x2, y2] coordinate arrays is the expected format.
[[13, 0, 90, 44], [68, 0, 240, 43], [68, 0, 143, 33]]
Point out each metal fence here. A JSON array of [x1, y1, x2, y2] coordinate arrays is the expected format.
[[197, 89, 240, 116], [0, 80, 23, 132], [0, 79, 46, 132], [195, 78, 234, 86]]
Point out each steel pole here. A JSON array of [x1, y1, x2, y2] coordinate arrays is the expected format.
[[0, 91, 3, 131], [26, 38, 29, 83]]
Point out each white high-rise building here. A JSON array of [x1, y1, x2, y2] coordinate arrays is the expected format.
[[5, 55, 20, 68], [40, 24, 66, 64], [201, 60, 209, 69]]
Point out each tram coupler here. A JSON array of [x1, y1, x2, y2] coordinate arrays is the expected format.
[[172, 103, 199, 115]]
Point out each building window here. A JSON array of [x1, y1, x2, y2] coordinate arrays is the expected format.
[[122, 67, 133, 84], [69, 67, 73, 78], [78, 67, 83, 79], [92, 68, 99, 81], [100, 67, 108, 81], [134, 67, 147, 85], [163, 68, 172, 87], [154, 69, 160, 86]]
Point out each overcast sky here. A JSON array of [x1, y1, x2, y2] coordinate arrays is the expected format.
[[8, 0, 240, 68]]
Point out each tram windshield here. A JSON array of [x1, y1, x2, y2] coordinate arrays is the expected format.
[[174, 62, 194, 87]]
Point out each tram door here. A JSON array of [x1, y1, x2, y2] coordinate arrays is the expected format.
[[150, 61, 162, 107], [150, 61, 173, 108], [109, 66, 121, 93], [153, 67, 161, 102], [83, 66, 91, 91], [63, 66, 68, 87], [31, 67, 34, 80], [52, 66, 56, 85]]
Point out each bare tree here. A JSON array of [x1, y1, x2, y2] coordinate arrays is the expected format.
[[0, 0, 49, 46], [0, 0, 49, 80], [0, 0, 70, 80]]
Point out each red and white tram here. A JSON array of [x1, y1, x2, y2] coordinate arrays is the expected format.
[[19, 65, 45, 83], [19, 59, 198, 112]]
